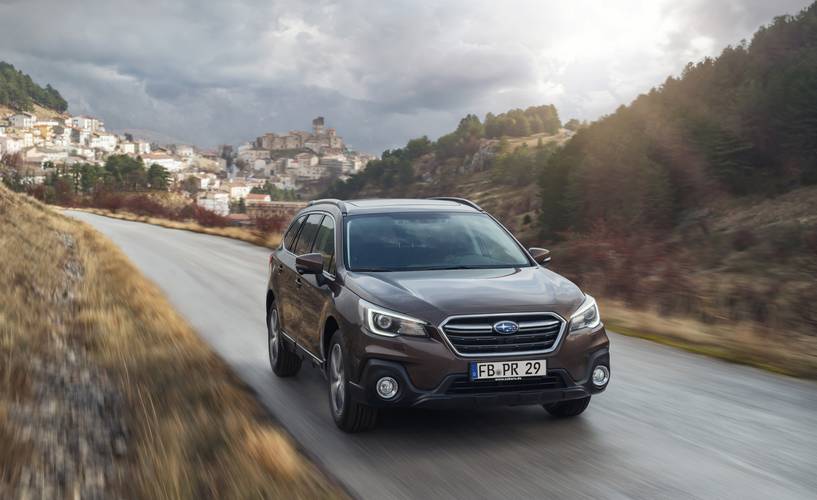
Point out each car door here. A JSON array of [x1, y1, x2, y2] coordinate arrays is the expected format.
[[285, 213, 323, 345], [296, 214, 337, 356], [274, 214, 305, 338]]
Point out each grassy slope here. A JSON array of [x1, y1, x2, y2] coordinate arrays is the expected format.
[[0, 185, 342, 498], [0, 103, 67, 121]]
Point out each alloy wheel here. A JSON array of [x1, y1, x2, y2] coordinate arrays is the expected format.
[[329, 343, 345, 416], [268, 308, 279, 363]]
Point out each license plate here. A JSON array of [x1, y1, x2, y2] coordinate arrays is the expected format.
[[470, 359, 547, 380]]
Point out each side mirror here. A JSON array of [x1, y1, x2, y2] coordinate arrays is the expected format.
[[529, 247, 551, 265], [295, 253, 324, 275]]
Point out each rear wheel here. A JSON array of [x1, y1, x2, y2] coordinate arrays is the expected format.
[[268, 301, 301, 377], [328, 332, 378, 432], [544, 396, 591, 418]]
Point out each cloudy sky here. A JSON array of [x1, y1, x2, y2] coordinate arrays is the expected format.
[[0, 0, 811, 152]]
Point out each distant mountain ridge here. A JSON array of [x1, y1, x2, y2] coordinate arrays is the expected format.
[[0, 62, 67, 113]]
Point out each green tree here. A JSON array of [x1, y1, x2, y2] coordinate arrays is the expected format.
[[146, 163, 170, 190], [0, 62, 67, 112], [105, 154, 147, 191]]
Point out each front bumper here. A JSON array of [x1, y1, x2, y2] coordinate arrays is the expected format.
[[349, 348, 610, 409]]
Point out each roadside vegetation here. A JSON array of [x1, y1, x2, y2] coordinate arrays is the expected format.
[[1, 151, 287, 247], [74, 206, 283, 248], [0, 184, 342, 498]]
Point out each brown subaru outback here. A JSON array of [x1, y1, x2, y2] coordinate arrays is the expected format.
[[266, 198, 610, 432]]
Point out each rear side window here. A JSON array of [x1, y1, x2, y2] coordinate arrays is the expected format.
[[312, 215, 335, 273], [284, 215, 305, 250], [293, 214, 323, 255]]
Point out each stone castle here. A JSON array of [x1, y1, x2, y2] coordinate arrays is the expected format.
[[255, 117, 344, 154]]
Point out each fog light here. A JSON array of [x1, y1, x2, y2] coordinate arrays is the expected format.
[[592, 365, 610, 387], [376, 376, 398, 399]]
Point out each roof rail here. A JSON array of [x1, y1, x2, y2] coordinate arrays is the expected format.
[[308, 198, 347, 214], [429, 197, 483, 211]]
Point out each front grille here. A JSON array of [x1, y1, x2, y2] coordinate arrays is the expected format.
[[446, 374, 566, 395], [441, 313, 564, 356]]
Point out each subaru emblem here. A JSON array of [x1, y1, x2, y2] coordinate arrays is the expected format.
[[493, 320, 519, 335]]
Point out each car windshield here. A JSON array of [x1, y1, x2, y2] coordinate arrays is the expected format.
[[345, 212, 531, 271]]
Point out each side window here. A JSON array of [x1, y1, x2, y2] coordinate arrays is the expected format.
[[293, 214, 323, 255], [312, 215, 335, 273], [284, 215, 305, 250]]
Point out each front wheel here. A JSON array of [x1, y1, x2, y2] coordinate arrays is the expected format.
[[544, 396, 590, 418], [328, 332, 378, 432], [268, 302, 301, 377]]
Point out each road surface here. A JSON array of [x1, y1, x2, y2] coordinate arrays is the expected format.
[[68, 211, 817, 499]]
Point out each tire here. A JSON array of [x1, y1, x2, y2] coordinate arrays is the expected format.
[[544, 396, 591, 418], [268, 300, 301, 377], [327, 331, 378, 432]]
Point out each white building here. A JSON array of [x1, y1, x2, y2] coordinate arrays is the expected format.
[[196, 192, 230, 216], [119, 142, 136, 154], [224, 181, 252, 201], [71, 146, 96, 160], [10, 113, 36, 129], [24, 147, 69, 165], [71, 128, 90, 146], [136, 141, 151, 154], [173, 144, 194, 157], [70, 115, 104, 132], [245, 193, 271, 206], [90, 133, 118, 153], [142, 153, 184, 172], [271, 174, 297, 190], [51, 126, 71, 147], [296, 164, 325, 181]]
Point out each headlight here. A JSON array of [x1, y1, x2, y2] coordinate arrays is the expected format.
[[569, 295, 601, 332], [358, 300, 428, 337]]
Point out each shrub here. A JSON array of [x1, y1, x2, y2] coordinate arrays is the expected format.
[[254, 215, 287, 234], [731, 229, 757, 251]]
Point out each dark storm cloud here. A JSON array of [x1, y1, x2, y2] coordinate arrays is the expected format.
[[0, 0, 813, 151]]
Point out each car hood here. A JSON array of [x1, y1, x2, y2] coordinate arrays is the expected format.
[[343, 266, 585, 325]]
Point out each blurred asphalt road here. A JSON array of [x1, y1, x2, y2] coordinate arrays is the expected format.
[[68, 211, 817, 500]]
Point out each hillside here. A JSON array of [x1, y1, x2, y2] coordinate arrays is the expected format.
[[320, 1, 817, 367], [539, 2, 817, 237], [0, 62, 67, 114], [0, 185, 342, 497], [322, 107, 572, 243]]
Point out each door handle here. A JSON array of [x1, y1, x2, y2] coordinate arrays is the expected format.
[[295, 277, 303, 287]]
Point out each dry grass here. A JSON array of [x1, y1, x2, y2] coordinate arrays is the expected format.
[[0, 186, 343, 498], [0, 103, 67, 121], [72, 207, 282, 248], [601, 299, 817, 378]]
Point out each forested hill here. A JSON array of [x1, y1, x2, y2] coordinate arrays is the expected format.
[[540, 2, 817, 236], [322, 105, 568, 243], [324, 2, 817, 247], [0, 62, 68, 113]]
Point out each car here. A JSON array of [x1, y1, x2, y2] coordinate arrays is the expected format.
[[266, 197, 611, 432]]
